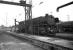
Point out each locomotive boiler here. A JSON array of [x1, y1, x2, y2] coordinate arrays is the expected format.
[[18, 14, 59, 36]]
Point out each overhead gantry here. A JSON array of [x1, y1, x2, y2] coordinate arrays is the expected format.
[[0, 0, 32, 21]]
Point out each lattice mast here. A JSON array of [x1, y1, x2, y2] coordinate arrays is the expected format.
[[20, 0, 32, 33]]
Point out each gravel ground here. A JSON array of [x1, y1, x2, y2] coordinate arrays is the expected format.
[[0, 31, 44, 50]]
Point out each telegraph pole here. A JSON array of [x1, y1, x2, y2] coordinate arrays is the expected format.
[[6, 15, 7, 27], [6, 13, 8, 27], [67, 15, 70, 21]]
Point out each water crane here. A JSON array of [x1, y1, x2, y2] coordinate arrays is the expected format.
[[57, 1, 73, 12]]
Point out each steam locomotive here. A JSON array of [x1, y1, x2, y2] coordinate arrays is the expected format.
[[17, 14, 59, 36]]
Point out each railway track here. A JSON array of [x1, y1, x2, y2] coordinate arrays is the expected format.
[[55, 33, 73, 41]]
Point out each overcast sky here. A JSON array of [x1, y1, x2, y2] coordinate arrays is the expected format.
[[0, 0, 73, 26]]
